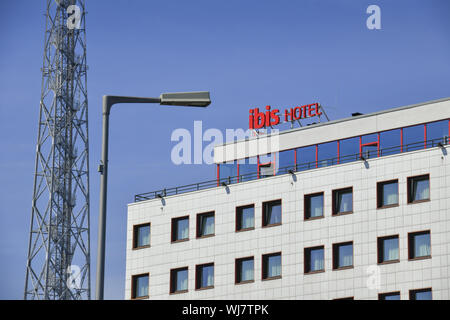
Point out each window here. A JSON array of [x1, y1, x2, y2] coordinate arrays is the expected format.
[[262, 252, 282, 280], [407, 174, 430, 203], [333, 242, 353, 270], [278, 149, 296, 172], [132, 223, 150, 249], [318, 141, 338, 167], [379, 292, 400, 300], [131, 273, 149, 299], [403, 124, 424, 152], [196, 211, 215, 238], [170, 267, 188, 294], [304, 192, 324, 220], [262, 200, 282, 227], [304, 246, 325, 274], [410, 288, 432, 300], [378, 235, 399, 264], [380, 129, 401, 156], [377, 180, 399, 208], [332, 187, 353, 215], [239, 157, 258, 182], [236, 204, 255, 231], [408, 231, 431, 260], [235, 257, 254, 284], [196, 263, 214, 290], [171, 216, 189, 242]]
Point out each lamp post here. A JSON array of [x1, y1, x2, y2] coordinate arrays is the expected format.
[[96, 92, 211, 300]]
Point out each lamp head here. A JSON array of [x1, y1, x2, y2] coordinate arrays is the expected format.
[[160, 91, 211, 107]]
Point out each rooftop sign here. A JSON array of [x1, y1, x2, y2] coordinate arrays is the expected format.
[[249, 103, 323, 129]]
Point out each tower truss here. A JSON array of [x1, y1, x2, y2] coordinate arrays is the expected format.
[[24, 0, 90, 300]]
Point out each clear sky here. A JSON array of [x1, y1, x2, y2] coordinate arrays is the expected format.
[[0, 0, 449, 299]]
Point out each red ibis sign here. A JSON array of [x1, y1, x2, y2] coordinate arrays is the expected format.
[[249, 103, 322, 129]]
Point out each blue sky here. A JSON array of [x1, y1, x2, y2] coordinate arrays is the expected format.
[[0, 0, 449, 299]]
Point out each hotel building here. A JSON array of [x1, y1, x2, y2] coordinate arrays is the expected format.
[[125, 97, 450, 300]]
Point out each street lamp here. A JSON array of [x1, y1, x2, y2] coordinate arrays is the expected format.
[[95, 91, 211, 300]]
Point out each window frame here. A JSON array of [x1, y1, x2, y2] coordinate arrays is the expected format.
[[196, 211, 215, 239], [171, 215, 189, 243], [131, 273, 149, 300], [262, 199, 282, 228], [132, 222, 151, 250], [235, 204, 255, 232], [378, 291, 401, 300], [261, 252, 282, 281], [195, 262, 215, 290], [169, 267, 189, 294], [304, 192, 325, 221], [304, 245, 325, 274], [332, 241, 354, 270], [235, 256, 255, 285], [377, 179, 399, 209], [407, 174, 430, 204], [409, 288, 432, 300], [332, 187, 353, 216], [408, 230, 432, 261], [377, 235, 400, 265]]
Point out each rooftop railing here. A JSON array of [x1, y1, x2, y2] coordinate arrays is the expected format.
[[134, 137, 448, 202]]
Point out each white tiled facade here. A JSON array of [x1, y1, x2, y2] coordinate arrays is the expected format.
[[125, 99, 450, 300]]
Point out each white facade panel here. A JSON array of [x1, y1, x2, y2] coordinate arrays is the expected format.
[[126, 145, 450, 300]]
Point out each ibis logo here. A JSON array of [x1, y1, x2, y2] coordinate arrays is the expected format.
[[249, 103, 322, 129]]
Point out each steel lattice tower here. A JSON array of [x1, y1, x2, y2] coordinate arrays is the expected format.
[[24, 0, 90, 300]]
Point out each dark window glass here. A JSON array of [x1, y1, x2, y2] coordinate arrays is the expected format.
[[170, 268, 188, 293], [133, 223, 150, 248], [238, 157, 258, 182], [197, 212, 214, 237], [196, 264, 214, 289], [361, 134, 379, 159], [409, 231, 431, 259], [333, 242, 353, 269], [262, 253, 281, 279], [296, 145, 316, 171], [379, 292, 400, 300], [377, 180, 398, 207], [408, 175, 430, 203], [304, 246, 324, 273], [380, 129, 401, 156], [333, 188, 353, 214], [410, 289, 432, 300], [339, 137, 360, 163], [305, 192, 324, 219], [403, 125, 424, 152], [236, 257, 254, 283], [426, 120, 449, 146], [263, 200, 281, 226], [219, 161, 238, 181], [378, 236, 399, 263], [172, 217, 189, 241], [236, 205, 254, 231], [132, 274, 149, 299], [318, 141, 337, 167], [278, 149, 296, 173]]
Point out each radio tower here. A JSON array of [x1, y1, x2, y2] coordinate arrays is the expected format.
[[24, 0, 90, 300]]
